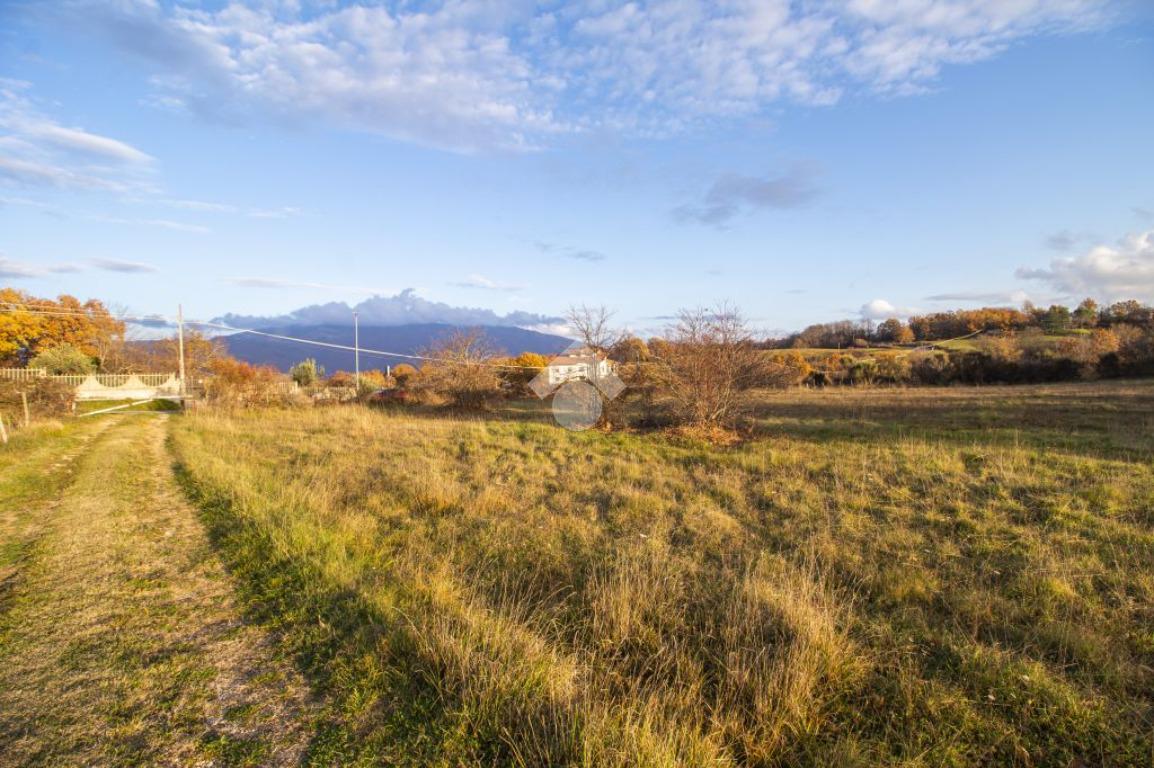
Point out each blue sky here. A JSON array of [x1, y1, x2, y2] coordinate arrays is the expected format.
[[1, 0, 1152, 336]]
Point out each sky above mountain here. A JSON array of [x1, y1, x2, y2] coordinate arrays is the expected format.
[[0, 0, 1152, 335]]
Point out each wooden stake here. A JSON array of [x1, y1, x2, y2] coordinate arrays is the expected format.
[[0, 413, 8, 445], [20, 391, 29, 428]]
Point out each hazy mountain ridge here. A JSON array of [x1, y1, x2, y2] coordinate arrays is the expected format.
[[221, 323, 572, 372]]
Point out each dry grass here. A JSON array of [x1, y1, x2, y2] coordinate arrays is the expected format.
[[0, 416, 314, 767], [167, 379, 1154, 766]]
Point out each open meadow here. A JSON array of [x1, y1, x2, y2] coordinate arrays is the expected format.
[[159, 380, 1154, 766]]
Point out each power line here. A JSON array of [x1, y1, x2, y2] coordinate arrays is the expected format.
[[187, 319, 542, 369], [0, 304, 546, 370]]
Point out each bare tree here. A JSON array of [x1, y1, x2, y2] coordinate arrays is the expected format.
[[564, 305, 628, 428], [415, 329, 502, 410], [649, 304, 769, 428], [567, 304, 621, 354]]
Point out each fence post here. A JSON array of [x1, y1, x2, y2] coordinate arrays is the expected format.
[[0, 413, 7, 445], [21, 391, 29, 428]]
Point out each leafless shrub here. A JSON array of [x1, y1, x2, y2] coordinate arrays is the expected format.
[[648, 304, 770, 429], [414, 329, 503, 410]]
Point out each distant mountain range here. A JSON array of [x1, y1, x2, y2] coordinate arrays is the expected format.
[[221, 323, 572, 372]]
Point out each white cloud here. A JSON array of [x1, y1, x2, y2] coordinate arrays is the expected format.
[[532, 239, 607, 262], [85, 213, 211, 233], [673, 165, 821, 226], [78, 0, 556, 153], [0, 155, 132, 191], [0, 79, 154, 191], [0, 82, 294, 221], [215, 288, 562, 329], [1016, 230, 1154, 301], [153, 198, 301, 219], [67, 0, 1109, 152], [838, 0, 1107, 92], [860, 298, 916, 320], [1044, 230, 1080, 251], [21, 123, 153, 164], [159, 198, 237, 213], [925, 289, 1030, 304], [225, 276, 385, 294], [246, 206, 303, 220], [90, 257, 158, 273], [0, 251, 82, 278], [450, 274, 525, 292], [0, 255, 42, 279]]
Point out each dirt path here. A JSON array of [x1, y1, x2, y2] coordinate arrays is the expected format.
[[0, 416, 314, 767]]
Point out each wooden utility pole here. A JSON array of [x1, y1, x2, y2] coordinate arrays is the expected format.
[[354, 310, 360, 391], [177, 304, 187, 404]]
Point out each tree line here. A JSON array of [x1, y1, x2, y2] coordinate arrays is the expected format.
[[776, 299, 1152, 349], [4, 287, 1154, 436]]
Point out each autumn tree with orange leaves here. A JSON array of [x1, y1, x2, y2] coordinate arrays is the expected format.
[[0, 288, 125, 367]]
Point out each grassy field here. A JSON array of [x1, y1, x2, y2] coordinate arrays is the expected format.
[[167, 380, 1154, 767], [0, 416, 312, 767]]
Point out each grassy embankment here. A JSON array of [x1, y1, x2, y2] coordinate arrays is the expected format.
[[169, 381, 1154, 766]]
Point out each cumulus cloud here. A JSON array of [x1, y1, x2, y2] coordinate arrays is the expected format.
[[58, 0, 1109, 152], [70, 0, 555, 152], [674, 166, 820, 226], [90, 258, 157, 273], [216, 288, 562, 329], [1016, 230, 1154, 301], [860, 298, 916, 320]]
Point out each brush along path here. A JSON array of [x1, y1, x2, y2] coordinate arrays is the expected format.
[[0, 415, 313, 767]]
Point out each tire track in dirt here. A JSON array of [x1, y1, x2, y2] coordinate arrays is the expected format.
[[0, 415, 315, 767]]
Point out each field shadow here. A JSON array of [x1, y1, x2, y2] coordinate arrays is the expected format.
[[741, 385, 1154, 462]]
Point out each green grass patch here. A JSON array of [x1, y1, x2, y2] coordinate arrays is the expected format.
[[75, 399, 181, 415]]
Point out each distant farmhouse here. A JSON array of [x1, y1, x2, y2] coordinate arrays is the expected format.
[[544, 347, 614, 386]]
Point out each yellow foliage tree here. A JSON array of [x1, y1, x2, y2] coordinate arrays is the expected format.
[[0, 288, 125, 366]]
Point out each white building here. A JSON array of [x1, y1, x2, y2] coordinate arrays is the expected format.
[[545, 348, 614, 386]]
